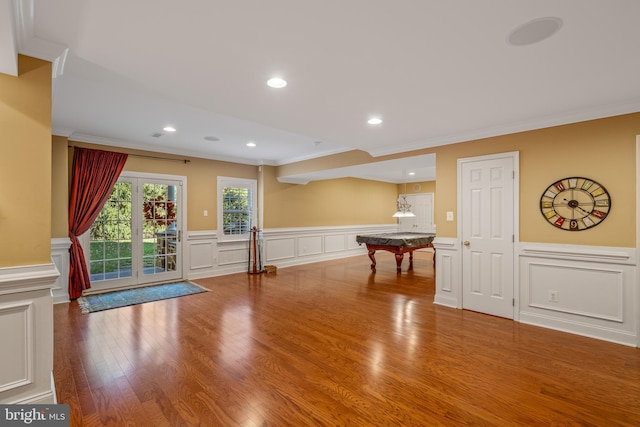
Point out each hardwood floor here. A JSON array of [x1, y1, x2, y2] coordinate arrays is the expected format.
[[53, 252, 640, 426]]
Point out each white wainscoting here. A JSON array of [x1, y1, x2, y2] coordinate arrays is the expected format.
[[186, 225, 396, 279], [432, 237, 461, 309], [0, 262, 58, 404], [519, 243, 637, 346], [51, 238, 71, 304], [433, 240, 638, 346]]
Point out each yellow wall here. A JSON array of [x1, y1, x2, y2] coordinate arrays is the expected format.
[[280, 113, 639, 247], [4, 57, 632, 270], [277, 150, 382, 177], [51, 145, 401, 233], [398, 181, 436, 196], [433, 114, 638, 246], [263, 165, 397, 228], [51, 136, 69, 238], [51, 115, 639, 247], [0, 56, 52, 267], [57, 141, 258, 231]]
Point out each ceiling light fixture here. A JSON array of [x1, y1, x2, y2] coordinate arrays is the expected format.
[[163, 126, 177, 132], [267, 77, 287, 88], [247, 141, 257, 147], [368, 117, 382, 125], [507, 17, 563, 46]]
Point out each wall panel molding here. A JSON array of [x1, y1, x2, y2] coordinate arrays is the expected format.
[[0, 263, 57, 404], [186, 225, 397, 279], [0, 302, 33, 393], [433, 240, 637, 346], [519, 243, 636, 346], [433, 237, 460, 308], [51, 237, 71, 303]]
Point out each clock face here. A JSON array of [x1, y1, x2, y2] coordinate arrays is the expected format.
[[540, 177, 611, 231]]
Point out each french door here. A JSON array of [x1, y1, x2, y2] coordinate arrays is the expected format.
[[84, 173, 184, 293]]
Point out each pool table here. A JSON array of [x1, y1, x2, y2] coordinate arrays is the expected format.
[[356, 232, 436, 273]]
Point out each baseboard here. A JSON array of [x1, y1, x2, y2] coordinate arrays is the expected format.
[[433, 295, 458, 309], [9, 390, 55, 405], [519, 311, 637, 347]]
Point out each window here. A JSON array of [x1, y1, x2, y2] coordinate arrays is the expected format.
[[217, 177, 257, 241]]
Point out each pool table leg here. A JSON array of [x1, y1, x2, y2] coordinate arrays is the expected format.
[[395, 253, 404, 273], [367, 250, 377, 270]]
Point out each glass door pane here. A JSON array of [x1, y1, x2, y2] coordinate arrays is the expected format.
[[142, 182, 180, 280], [88, 181, 133, 282]]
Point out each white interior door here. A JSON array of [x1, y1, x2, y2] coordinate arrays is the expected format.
[[459, 153, 517, 319], [399, 193, 434, 233]]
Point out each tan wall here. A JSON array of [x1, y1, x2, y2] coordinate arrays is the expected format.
[[433, 113, 638, 246], [52, 114, 639, 246], [52, 145, 397, 232], [51, 136, 69, 238], [0, 56, 52, 267], [57, 141, 258, 231], [263, 165, 397, 228], [398, 181, 436, 196], [277, 150, 381, 177], [279, 113, 639, 247]]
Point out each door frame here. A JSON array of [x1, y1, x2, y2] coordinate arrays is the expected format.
[[82, 171, 188, 294], [456, 151, 520, 320]]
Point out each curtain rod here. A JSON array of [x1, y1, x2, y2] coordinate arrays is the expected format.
[[68, 145, 190, 164]]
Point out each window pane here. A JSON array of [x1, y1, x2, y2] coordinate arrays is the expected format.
[[223, 186, 252, 235]]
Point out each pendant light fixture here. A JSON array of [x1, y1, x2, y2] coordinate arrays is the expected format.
[[393, 173, 415, 218]]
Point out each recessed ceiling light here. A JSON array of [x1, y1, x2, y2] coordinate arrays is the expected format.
[[247, 141, 257, 147], [163, 126, 176, 132], [267, 77, 287, 88], [368, 118, 382, 125], [204, 136, 220, 142], [507, 17, 563, 46], [408, 172, 416, 176]]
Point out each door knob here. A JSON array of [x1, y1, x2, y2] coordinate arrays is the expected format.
[[463, 241, 470, 246]]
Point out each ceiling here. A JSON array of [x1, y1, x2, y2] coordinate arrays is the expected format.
[[3, 0, 640, 183]]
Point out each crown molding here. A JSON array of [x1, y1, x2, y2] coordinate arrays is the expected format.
[[367, 100, 640, 157], [13, 0, 68, 78]]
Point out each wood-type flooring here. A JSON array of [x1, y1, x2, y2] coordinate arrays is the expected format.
[[53, 252, 640, 426]]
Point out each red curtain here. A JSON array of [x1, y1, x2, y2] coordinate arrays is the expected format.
[[68, 147, 128, 299]]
